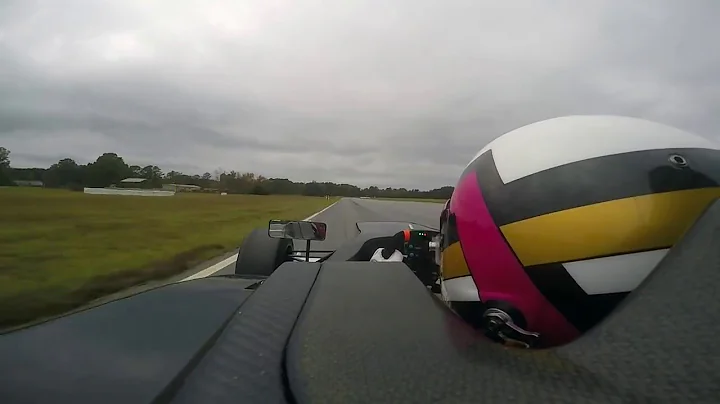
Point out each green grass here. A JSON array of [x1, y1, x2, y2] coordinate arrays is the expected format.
[[377, 197, 446, 203], [0, 187, 337, 329]]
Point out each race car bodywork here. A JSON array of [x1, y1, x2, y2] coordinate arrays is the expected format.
[[1, 200, 719, 403]]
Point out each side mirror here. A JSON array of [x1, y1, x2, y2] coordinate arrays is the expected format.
[[268, 219, 328, 241]]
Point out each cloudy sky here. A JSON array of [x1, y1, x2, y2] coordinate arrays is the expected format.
[[0, 0, 718, 189]]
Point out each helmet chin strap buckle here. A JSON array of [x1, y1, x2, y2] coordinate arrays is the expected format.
[[482, 308, 540, 349]]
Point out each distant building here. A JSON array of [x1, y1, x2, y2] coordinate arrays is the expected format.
[[162, 183, 202, 192], [118, 178, 149, 189], [13, 180, 44, 187], [120, 178, 147, 184]]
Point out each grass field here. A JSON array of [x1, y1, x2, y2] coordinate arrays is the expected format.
[[0, 187, 336, 329]]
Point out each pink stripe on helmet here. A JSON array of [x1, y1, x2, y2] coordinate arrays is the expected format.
[[451, 171, 580, 346]]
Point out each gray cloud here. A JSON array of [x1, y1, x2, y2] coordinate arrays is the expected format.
[[1, 0, 719, 189]]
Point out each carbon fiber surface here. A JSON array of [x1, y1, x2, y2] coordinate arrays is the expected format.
[[0, 277, 253, 404], [287, 200, 720, 404], [169, 263, 320, 404]]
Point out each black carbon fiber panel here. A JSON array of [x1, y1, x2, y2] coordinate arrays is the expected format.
[[0, 277, 253, 404], [287, 198, 720, 404], [169, 263, 320, 404]]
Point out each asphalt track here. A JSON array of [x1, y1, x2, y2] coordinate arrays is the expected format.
[[185, 197, 444, 279]]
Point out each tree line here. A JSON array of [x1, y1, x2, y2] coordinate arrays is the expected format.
[[0, 147, 453, 199]]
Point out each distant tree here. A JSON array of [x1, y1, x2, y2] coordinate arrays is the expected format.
[[9, 167, 46, 182], [43, 158, 83, 188], [303, 181, 324, 197], [251, 184, 269, 195], [129, 165, 142, 176], [367, 186, 379, 198], [0, 171, 12, 186], [0, 147, 9, 168], [0, 147, 12, 186], [139, 165, 163, 179], [1, 148, 455, 196], [83, 153, 133, 188], [212, 168, 224, 181], [139, 165, 164, 188]]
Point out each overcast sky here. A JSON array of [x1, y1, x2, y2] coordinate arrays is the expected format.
[[1, 0, 718, 189]]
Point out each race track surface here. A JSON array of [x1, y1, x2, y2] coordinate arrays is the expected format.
[[210, 198, 444, 276]]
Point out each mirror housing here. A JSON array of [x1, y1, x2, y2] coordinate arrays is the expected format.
[[268, 219, 328, 241]]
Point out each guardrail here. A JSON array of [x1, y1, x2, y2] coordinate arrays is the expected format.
[[83, 188, 176, 197]]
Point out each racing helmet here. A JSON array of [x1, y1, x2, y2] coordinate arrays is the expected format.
[[438, 115, 720, 348]]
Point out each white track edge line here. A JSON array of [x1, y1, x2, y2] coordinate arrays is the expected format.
[[179, 199, 340, 282]]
